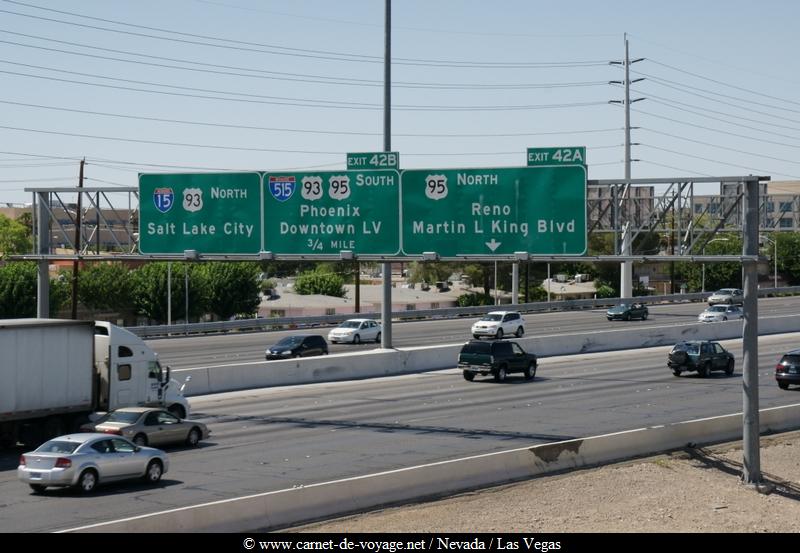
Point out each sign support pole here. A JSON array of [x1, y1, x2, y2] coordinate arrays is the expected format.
[[381, 0, 392, 348]]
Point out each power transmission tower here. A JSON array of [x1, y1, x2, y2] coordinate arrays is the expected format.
[[610, 34, 644, 297]]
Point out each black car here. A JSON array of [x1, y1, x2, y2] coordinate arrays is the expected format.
[[457, 339, 537, 382], [606, 302, 648, 321], [667, 340, 734, 377], [265, 334, 328, 360], [775, 349, 800, 390]]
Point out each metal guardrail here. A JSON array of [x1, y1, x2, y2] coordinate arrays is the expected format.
[[127, 286, 800, 339]]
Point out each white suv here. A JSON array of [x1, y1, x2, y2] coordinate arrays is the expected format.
[[471, 311, 525, 340]]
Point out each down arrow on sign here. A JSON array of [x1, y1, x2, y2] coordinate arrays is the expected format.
[[485, 239, 501, 252]]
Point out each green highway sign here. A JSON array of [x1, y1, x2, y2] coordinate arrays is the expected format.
[[263, 170, 401, 256], [347, 151, 399, 170], [401, 166, 587, 256], [139, 173, 261, 254], [527, 146, 586, 166]]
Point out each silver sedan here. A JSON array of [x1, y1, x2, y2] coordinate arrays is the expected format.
[[80, 407, 211, 448], [18, 433, 169, 494]]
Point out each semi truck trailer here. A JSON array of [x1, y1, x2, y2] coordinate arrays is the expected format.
[[0, 318, 189, 447]]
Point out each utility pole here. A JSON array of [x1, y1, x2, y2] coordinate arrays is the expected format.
[[380, 0, 392, 348], [71, 158, 85, 319], [609, 34, 644, 298]]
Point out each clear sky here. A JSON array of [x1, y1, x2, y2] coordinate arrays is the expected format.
[[1, 0, 799, 205]]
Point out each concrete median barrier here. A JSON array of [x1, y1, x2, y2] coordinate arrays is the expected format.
[[174, 315, 800, 397]]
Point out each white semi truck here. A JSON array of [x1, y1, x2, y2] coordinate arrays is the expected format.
[[0, 318, 189, 447]]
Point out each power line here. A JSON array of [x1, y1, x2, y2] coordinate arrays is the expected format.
[[640, 127, 800, 166], [630, 88, 800, 131], [628, 34, 800, 88], [0, 99, 621, 139], [190, 0, 619, 39], [0, 32, 610, 91], [640, 143, 800, 179], [0, 124, 623, 157], [646, 58, 800, 108], [632, 108, 800, 149], [0, 4, 609, 68], [632, 69, 800, 115], [638, 159, 715, 178], [0, 67, 610, 112]]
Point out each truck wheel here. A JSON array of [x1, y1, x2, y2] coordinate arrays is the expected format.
[[143, 460, 163, 483], [778, 381, 789, 390], [524, 362, 536, 381], [494, 366, 507, 382], [186, 427, 201, 447], [168, 404, 186, 420], [463, 371, 475, 381], [29, 484, 47, 494], [133, 433, 148, 447], [672, 370, 681, 377], [698, 363, 710, 378], [77, 469, 98, 493], [725, 359, 734, 376]]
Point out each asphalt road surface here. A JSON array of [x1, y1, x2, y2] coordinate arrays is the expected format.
[[1, 330, 798, 532], [146, 296, 800, 370]]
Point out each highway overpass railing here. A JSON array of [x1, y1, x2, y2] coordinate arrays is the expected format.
[[127, 286, 800, 339]]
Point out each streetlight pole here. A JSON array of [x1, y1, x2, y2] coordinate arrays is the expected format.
[[760, 235, 778, 289], [701, 238, 730, 293]]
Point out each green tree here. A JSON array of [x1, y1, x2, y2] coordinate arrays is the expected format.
[[199, 262, 261, 319], [407, 261, 452, 285], [774, 232, 800, 285], [0, 214, 31, 257], [461, 263, 492, 296], [680, 235, 742, 292], [131, 262, 208, 323], [0, 262, 66, 317], [294, 269, 346, 297], [456, 292, 493, 307], [78, 263, 132, 312]]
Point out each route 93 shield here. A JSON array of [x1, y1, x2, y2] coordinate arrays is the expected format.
[[153, 187, 174, 213], [182, 188, 203, 212]]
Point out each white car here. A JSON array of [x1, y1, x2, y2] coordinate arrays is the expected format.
[[698, 305, 744, 322], [471, 311, 525, 340], [328, 319, 382, 344], [708, 288, 744, 305]]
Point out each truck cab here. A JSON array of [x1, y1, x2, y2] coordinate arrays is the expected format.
[[94, 322, 190, 418]]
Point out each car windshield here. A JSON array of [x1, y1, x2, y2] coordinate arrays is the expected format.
[[35, 440, 80, 454], [275, 336, 303, 347], [461, 342, 492, 354], [101, 411, 143, 424], [481, 314, 502, 322], [616, 304, 629, 309], [708, 306, 726, 313], [673, 343, 700, 355], [715, 289, 734, 295], [339, 321, 361, 329]]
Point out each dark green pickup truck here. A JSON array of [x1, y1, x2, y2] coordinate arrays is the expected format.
[[667, 340, 735, 378], [458, 340, 537, 382]]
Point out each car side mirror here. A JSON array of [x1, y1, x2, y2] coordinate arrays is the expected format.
[[134, 446, 141, 452]]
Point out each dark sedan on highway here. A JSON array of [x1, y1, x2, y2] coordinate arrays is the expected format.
[[606, 302, 649, 321]]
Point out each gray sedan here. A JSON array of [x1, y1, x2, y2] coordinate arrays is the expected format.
[[18, 433, 168, 494], [81, 407, 211, 448]]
